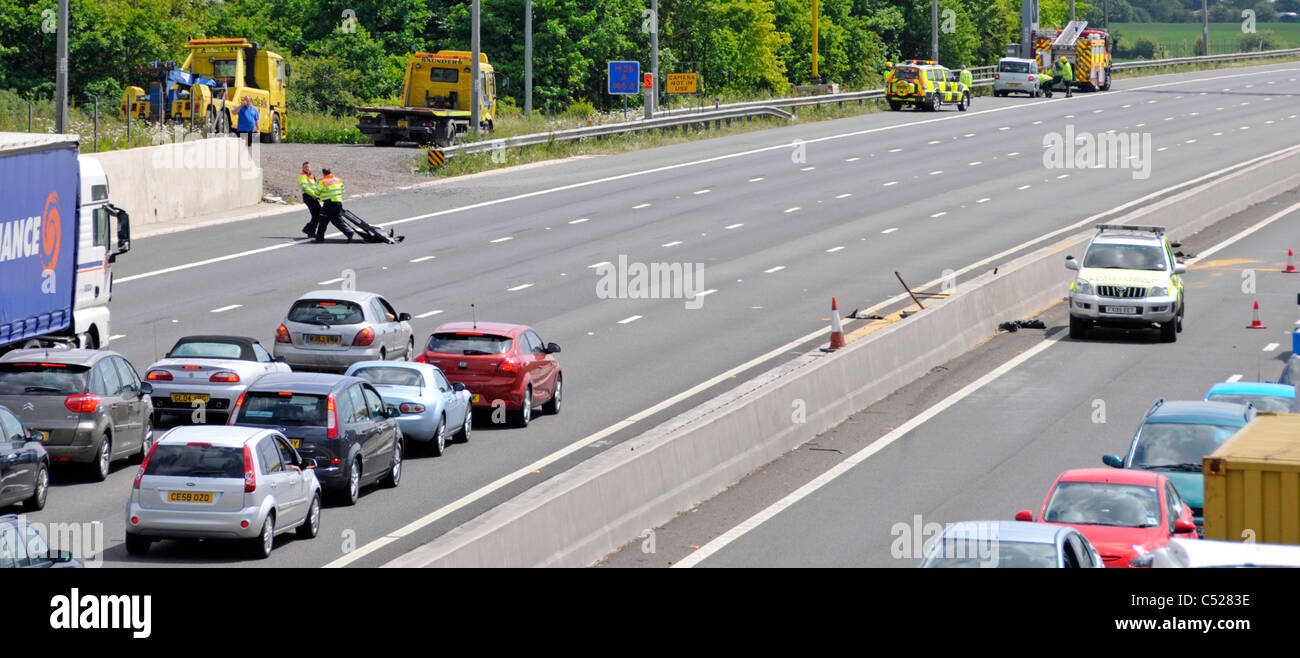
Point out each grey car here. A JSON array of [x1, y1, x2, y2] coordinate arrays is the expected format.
[[0, 514, 82, 568], [125, 425, 322, 559], [0, 349, 154, 481], [0, 405, 49, 511], [919, 520, 1105, 568], [145, 335, 292, 424], [273, 290, 415, 373]]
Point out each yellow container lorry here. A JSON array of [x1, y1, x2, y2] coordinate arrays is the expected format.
[[357, 51, 498, 147], [121, 38, 289, 143], [1202, 413, 1300, 545]]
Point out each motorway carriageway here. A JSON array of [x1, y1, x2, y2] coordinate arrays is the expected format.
[[27, 61, 1300, 568], [647, 190, 1300, 567]]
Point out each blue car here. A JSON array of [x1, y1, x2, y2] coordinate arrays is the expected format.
[[1204, 381, 1294, 413], [1103, 399, 1256, 526], [344, 361, 470, 457], [1278, 354, 1298, 388]]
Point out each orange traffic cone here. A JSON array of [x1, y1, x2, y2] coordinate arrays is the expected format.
[[1286, 249, 1296, 274], [828, 297, 846, 350], [1247, 300, 1267, 329]]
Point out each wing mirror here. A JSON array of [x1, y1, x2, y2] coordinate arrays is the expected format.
[[302, 458, 317, 469], [386, 405, 402, 418], [139, 382, 153, 396], [1014, 510, 1034, 522], [399, 312, 412, 322], [1174, 518, 1197, 533], [1173, 263, 1186, 275], [1102, 454, 1124, 468], [452, 382, 466, 392], [1065, 255, 1080, 271], [546, 342, 561, 354]]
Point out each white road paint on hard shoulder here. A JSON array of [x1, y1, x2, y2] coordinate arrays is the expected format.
[[617, 315, 643, 324], [1226, 374, 1243, 383], [416, 310, 443, 319], [764, 266, 785, 273], [210, 304, 241, 313], [490, 236, 513, 243], [349, 140, 1300, 570], [506, 283, 534, 292], [409, 256, 435, 263]]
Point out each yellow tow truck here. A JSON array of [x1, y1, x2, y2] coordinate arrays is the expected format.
[[357, 51, 498, 147], [121, 38, 289, 142]]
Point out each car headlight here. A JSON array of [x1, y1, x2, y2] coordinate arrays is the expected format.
[[1074, 277, 1093, 295], [1148, 285, 1168, 297]]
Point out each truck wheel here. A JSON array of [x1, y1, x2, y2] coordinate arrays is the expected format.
[[204, 108, 217, 134], [1068, 315, 1089, 340], [261, 114, 282, 143], [1100, 70, 1112, 91], [372, 135, 396, 147]]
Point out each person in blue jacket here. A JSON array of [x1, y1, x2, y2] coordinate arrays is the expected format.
[[236, 96, 260, 147]]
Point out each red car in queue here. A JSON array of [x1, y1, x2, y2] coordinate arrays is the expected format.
[[1016, 468, 1198, 568], [414, 322, 561, 428]]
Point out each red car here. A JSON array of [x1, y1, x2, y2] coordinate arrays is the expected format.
[[413, 322, 561, 427], [1016, 468, 1197, 568]]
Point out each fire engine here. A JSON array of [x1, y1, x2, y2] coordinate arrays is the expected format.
[[1032, 21, 1112, 92]]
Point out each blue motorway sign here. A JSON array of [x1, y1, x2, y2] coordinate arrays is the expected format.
[[607, 60, 641, 95]]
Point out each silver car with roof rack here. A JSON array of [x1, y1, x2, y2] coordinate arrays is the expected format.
[[272, 290, 415, 373], [1065, 224, 1186, 343]]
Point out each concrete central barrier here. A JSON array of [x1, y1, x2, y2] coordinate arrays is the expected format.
[[385, 143, 1300, 568], [86, 136, 263, 227]]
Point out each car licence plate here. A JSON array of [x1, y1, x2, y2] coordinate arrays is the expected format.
[[397, 120, 409, 128], [171, 393, 210, 404], [306, 334, 341, 345], [471, 394, 481, 403], [1008, 82, 1021, 86], [167, 491, 214, 503], [31, 430, 49, 442], [290, 439, 301, 449], [1104, 306, 1139, 314]]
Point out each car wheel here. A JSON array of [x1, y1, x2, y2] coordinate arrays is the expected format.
[[542, 375, 562, 415], [1176, 301, 1184, 333], [1068, 315, 1089, 340], [381, 439, 402, 488], [88, 434, 112, 482], [958, 93, 969, 112], [132, 419, 154, 464], [428, 416, 446, 456], [338, 458, 361, 506], [151, 410, 164, 426], [296, 494, 321, 539], [250, 514, 275, 559], [512, 387, 532, 428], [379, 348, 387, 361], [1160, 318, 1178, 343], [888, 100, 902, 111], [23, 462, 49, 511], [405, 337, 415, 360], [125, 534, 151, 556], [454, 409, 471, 443]]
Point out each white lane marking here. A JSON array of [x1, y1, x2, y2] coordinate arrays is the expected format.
[[1226, 374, 1243, 383], [109, 334, 127, 342], [1057, 174, 1069, 179], [836, 193, 853, 199], [1214, 132, 1223, 136], [1185, 202, 1300, 264], [342, 138, 1300, 569], [1018, 184, 1032, 190], [618, 315, 643, 325], [588, 261, 612, 269], [928, 140, 941, 145], [1007, 152, 1020, 157], [1240, 126, 1250, 130], [928, 170, 943, 176], [506, 283, 534, 292], [889, 148, 902, 153], [1264, 343, 1279, 352], [490, 236, 513, 243], [1064, 115, 1074, 118], [662, 241, 683, 247], [409, 256, 436, 263], [976, 198, 990, 204], [1122, 104, 1132, 108], [568, 218, 591, 224], [634, 203, 652, 209], [930, 212, 947, 218], [784, 207, 801, 213], [846, 157, 860, 162], [416, 310, 444, 319], [748, 177, 765, 182], [210, 304, 241, 313], [1158, 147, 1168, 152], [1164, 117, 1174, 121], [999, 126, 1010, 131], [883, 181, 898, 186], [801, 166, 816, 171], [1032, 120, 1043, 125], [725, 223, 744, 229], [1093, 109, 1104, 113], [694, 289, 718, 298], [672, 335, 1062, 568], [694, 189, 711, 195], [826, 246, 845, 253], [764, 266, 786, 273], [1136, 123, 1146, 127], [964, 133, 976, 137], [969, 161, 982, 166], [1187, 139, 1197, 144], [1267, 120, 1275, 125]]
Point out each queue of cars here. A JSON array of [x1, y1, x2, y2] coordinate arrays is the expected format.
[[0, 288, 564, 560]]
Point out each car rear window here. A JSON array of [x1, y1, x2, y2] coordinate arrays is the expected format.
[[170, 341, 246, 359], [145, 444, 244, 478], [893, 68, 919, 81], [999, 61, 1032, 73], [426, 333, 512, 356], [0, 363, 90, 395], [1206, 394, 1292, 413], [236, 392, 328, 426], [288, 300, 365, 325], [1042, 482, 1162, 528], [352, 367, 424, 387], [922, 540, 1057, 568]]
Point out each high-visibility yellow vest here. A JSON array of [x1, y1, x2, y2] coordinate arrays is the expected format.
[[319, 175, 344, 202], [299, 172, 320, 197], [960, 69, 972, 87]]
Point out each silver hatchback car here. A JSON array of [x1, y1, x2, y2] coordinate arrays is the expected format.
[[273, 290, 415, 373], [993, 57, 1043, 97], [124, 425, 322, 559]]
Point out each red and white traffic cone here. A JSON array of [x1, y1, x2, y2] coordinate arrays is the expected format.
[[1285, 249, 1296, 274], [1247, 300, 1267, 329], [828, 297, 846, 350]]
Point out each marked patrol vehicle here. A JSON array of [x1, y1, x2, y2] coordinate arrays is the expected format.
[[885, 60, 971, 112], [1065, 225, 1186, 342]]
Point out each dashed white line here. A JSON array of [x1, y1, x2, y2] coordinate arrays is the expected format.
[[845, 157, 860, 162], [568, 218, 591, 224], [836, 193, 853, 199], [881, 228, 898, 234], [1226, 374, 1243, 383], [694, 189, 711, 195], [825, 246, 845, 253], [784, 207, 801, 214], [1018, 184, 1032, 190], [801, 166, 816, 171], [748, 177, 764, 183], [416, 310, 444, 319], [317, 277, 345, 285], [999, 126, 1010, 131], [883, 181, 898, 186], [1056, 174, 1069, 179], [930, 212, 947, 218], [1213, 132, 1223, 136], [617, 315, 643, 325], [1264, 343, 1280, 352], [1186, 139, 1197, 144], [1157, 147, 1168, 152], [889, 148, 902, 153], [964, 133, 976, 137], [662, 241, 683, 247], [211, 304, 242, 313], [506, 283, 534, 292], [633, 203, 651, 209], [1007, 152, 1020, 157], [1032, 121, 1043, 125], [725, 223, 744, 229], [588, 261, 612, 269], [968, 161, 982, 166], [409, 256, 436, 263], [976, 198, 990, 204], [929, 170, 943, 176], [928, 140, 942, 145], [490, 236, 513, 243], [764, 266, 785, 273]]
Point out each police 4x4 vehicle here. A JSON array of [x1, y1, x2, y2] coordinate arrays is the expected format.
[[1066, 225, 1186, 342], [886, 60, 971, 112]]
